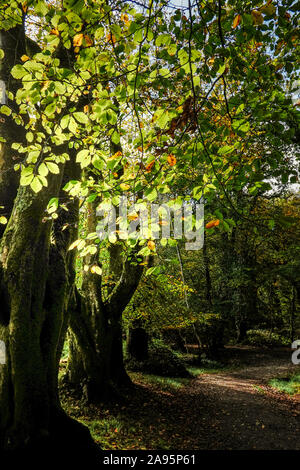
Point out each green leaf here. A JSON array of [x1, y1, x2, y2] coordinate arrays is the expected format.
[[30, 177, 43, 193], [111, 130, 120, 145], [0, 105, 11, 116], [145, 187, 157, 202], [74, 112, 89, 124], [76, 149, 91, 168], [38, 163, 49, 177], [20, 167, 34, 186], [46, 162, 60, 174], [44, 102, 56, 117], [218, 145, 234, 155], [11, 64, 28, 79], [47, 197, 59, 214]]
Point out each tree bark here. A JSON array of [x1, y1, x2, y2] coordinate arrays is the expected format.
[[126, 320, 149, 361], [66, 206, 144, 402]]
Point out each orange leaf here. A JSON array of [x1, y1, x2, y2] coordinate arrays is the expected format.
[[50, 29, 59, 36], [106, 32, 116, 44], [22, 1, 27, 13], [145, 161, 155, 172], [232, 14, 241, 28], [73, 33, 84, 47], [121, 13, 130, 26], [167, 154, 176, 166], [147, 240, 155, 250], [205, 219, 220, 229], [21, 55, 30, 62], [84, 105, 89, 113], [128, 213, 139, 221], [109, 150, 122, 160], [84, 35, 93, 47]]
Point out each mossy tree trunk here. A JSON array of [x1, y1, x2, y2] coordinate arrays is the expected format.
[[0, 25, 98, 454], [67, 252, 144, 402], [66, 203, 144, 401], [0, 161, 98, 455]]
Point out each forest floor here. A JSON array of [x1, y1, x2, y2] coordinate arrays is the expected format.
[[61, 346, 300, 450]]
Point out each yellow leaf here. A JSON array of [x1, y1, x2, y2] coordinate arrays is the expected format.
[[147, 240, 155, 250], [84, 105, 89, 113], [68, 239, 81, 251], [73, 33, 84, 47], [120, 183, 130, 191], [232, 14, 241, 28], [91, 265, 102, 275], [251, 10, 264, 25], [0, 216, 7, 225], [21, 55, 30, 62]]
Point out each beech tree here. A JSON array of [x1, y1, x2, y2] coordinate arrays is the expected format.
[[0, 0, 298, 455]]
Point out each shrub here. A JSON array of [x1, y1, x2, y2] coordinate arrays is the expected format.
[[126, 338, 190, 378], [244, 329, 289, 348]]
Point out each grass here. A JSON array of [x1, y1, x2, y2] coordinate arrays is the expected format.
[[187, 365, 224, 376], [129, 372, 190, 391], [269, 372, 300, 396], [252, 385, 266, 394], [60, 369, 186, 450], [59, 362, 232, 450]]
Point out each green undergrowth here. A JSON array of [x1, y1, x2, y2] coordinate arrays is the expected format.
[[269, 371, 300, 395], [129, 371, 190, 391]]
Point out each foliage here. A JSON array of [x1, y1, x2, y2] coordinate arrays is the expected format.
[[125, 338, 190, 378], [269, 372, 300, 395], [244, 329, 290, 347]]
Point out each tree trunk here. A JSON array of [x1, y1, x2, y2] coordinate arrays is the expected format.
[[0, 19, 100, 460], [66, 212, 144, 402], [126, 320, 149, 361]]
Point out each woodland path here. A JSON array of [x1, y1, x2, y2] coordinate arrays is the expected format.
[[165, 347, 300, 450], [128, 347, 300, 450]]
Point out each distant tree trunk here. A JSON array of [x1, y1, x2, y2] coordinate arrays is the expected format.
[[126, 320, 149, 361], [203, 231, 212, 309]]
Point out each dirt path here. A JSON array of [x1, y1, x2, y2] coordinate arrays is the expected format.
[[63, 347, 300, 450], [168, 347, 300, 450]]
